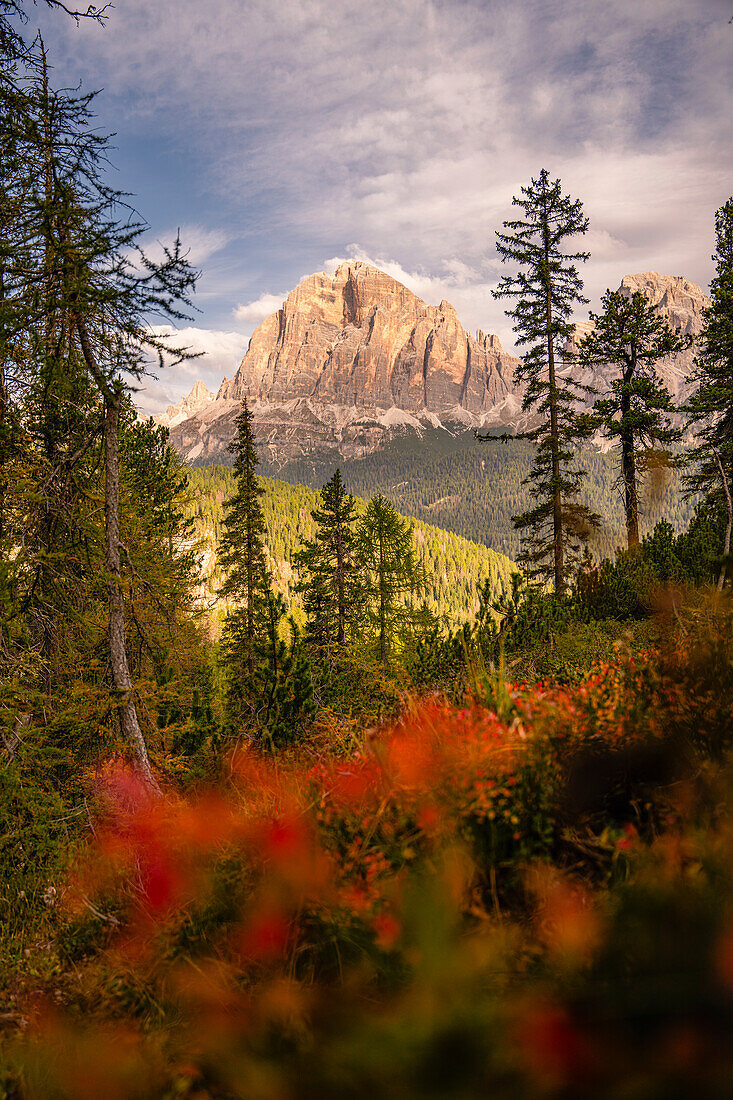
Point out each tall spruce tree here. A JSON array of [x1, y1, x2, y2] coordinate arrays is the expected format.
[[576, 289, 685, 548], [491, 168, 598, 592], [356, 494, 424, 670], [219, 400, 270, 689], [685, 197, 733, 588], [294, 469, 359, 647]]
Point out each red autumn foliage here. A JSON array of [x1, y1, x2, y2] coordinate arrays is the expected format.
[[9, 638, 733, 1097]]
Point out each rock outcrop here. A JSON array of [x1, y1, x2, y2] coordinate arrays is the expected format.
[[157, 379, 215, 429], [564, 272, 709, 407], [164, 261, 522, 463]]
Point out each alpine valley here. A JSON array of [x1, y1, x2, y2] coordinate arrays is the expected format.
[[156, 261, 709, 557]]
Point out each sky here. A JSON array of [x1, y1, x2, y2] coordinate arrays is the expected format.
[[34, 0, 733, 413]]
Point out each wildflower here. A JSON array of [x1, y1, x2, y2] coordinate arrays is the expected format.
[[373, 912, 401, 949]]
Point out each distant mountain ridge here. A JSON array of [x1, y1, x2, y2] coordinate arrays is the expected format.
[[564, 272, 709, 409], [157, 264, 709, 465]]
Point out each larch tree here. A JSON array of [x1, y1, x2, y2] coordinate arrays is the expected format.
[[491, 168, 598, 593], [68, 229, 196, 796], [3, 40, 198, 788], [576, 289, 685, 548], [685, 197, 733, 588]]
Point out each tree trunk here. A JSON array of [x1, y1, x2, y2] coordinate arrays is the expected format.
[[75, 315, 160, 793], [714, 450, 732, 591], [103, 391, 160, 793], [620, 417, 640, 548], [546, 296, 564, 594], [619, 355, 640, 549]]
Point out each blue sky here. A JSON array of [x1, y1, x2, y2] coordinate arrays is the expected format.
[[35, 0, 733, 412]]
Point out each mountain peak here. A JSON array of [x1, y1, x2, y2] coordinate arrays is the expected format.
[[225, 261, 517, 414], [156, 380, 214, 429], [162, 265, 709, 470]]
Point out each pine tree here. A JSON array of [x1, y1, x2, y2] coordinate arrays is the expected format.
[[491, 168, 598, 592], [294, 469, 359, 647], [576, 289, 685, 548], [119, 406, 200, 683], [685, 197, 733, 588], [252, 599, 315, 750], [356, 494, 424, 670]]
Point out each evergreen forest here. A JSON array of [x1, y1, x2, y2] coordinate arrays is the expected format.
[[185, 466, 516, 628], [256, 431, 694, 561]]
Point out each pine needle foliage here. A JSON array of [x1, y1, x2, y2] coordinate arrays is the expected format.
[[356, 494, 425, 670], [577, 289, 685, 548], [685, 197, 733, 588], [219, 400, 270, 682], [492, 168, 599, 592], [294, 469, 360, 647]]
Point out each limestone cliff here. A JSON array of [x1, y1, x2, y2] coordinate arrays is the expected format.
[[162, 266, 708, 466], [157, 380, 215, 429], [564, 272, 709, 406], [218, 261, 518, 414]]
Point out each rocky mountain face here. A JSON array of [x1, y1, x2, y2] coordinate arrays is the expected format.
[[162, 266, 709, 466], [219, 262, 519, 413], [157, 380, 215, 429], [164, 261, 522, 463], [563, 272, 709, 407]]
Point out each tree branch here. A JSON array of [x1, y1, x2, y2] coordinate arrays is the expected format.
[[42, 1, 110, 24]]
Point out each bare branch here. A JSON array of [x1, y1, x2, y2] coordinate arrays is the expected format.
[[42, 1, 110, 24]]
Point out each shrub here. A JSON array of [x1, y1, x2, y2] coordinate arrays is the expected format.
[[3, 605, 733, 1097]]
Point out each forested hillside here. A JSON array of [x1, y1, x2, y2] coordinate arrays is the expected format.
[[186, 467, 516, 626], [252, 430, 694, 559]]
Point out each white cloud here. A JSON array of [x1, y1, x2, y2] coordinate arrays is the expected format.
[[39, 0, 732, 372], [233, 293, 286, 324], [177, 226, 230, 266], [134, 326, 245, 414], [140, 225, 230, 268]]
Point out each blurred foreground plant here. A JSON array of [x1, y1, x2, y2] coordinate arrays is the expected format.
[[3, 597, 733, 1098]]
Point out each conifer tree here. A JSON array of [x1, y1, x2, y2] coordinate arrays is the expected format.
[[294, 469, 359, 646], [356, 494, 424, 669], [576, 289, 685, 548], [119, 408, 199, 680], [685, 197, 733, 588], [219, 400, 270, 701], [219, 430, 317, 744], [251, 597, 315, 749], [0, 38, 198, 788], [491, 168, 598, 592]]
